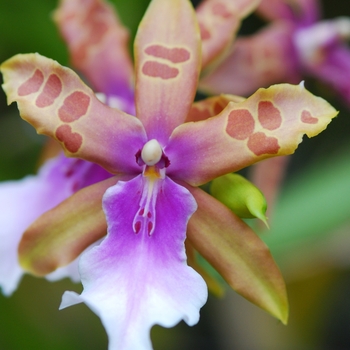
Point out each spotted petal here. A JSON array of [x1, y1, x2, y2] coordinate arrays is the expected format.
[[199, 23, 301, 96], [54, 0, 134, 105], [166, 83, 338, 186], [196, 0, 260, 68], [60, 175, 207, 349], [1, 53, 146, 174], [134, 0, 201, 143], [186, 185, 288, 324]]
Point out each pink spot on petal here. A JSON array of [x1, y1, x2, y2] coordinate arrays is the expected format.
[[247, 132, 280, 156], [145, 45, 190, 63], [147, 211, 152, 218], [18, 69, 44, 96], [142, 61, 179, 80], [199, 22, 211, 40], [258, 101, 282, 130], [301, 110, 318, 124], [58, 91, 90, 122], [134, 221, 141, 234], [226, 109, 255, 140], [36, 74, 62, 108], [139, 208, 144, 216], [212, 3, 233, 18], [147, 222, 153, 235], [55, 125, 83, 153]]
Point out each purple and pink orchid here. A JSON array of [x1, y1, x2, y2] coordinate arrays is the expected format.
[[0, 0, 338, 349], [200, 0, 350, 106]]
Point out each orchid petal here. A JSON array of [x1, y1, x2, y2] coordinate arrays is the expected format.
[[186, 94, 244, 122], [54, 0, 134, 104], [60, 175, 207, 350], [257, 0, 321, 25], [0, 155, 87, 295], [294, 18, 350, 106], [199, 23, 301, 96], [186, 185, 288, 324], [18, 176, 126, 276], [166, 83, 338, 186], [308, 45, 350, 106], [134, 0, 201, 143], [196, 0, 260, 68], [1, 53, 146, 174], [46, 259, 80, 283]]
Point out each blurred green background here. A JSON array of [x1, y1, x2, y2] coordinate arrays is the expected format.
[[1, 0, 350, 349]]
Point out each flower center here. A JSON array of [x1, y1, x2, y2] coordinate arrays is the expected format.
[[132, 139, 170, 236], [135, 139, 170, 172], [132, 176, 159, 236], [141, 139, 162, 166]]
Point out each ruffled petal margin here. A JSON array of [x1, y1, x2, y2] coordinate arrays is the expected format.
[[60, 175, 207, 350]]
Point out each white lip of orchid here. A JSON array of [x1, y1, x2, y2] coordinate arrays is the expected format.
[[141, 139, 163, 166]]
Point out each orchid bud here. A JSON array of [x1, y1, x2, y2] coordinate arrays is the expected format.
[[210, 173, 268, 226]]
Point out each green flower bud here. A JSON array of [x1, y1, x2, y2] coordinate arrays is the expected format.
[[210, 173, 268, 226]]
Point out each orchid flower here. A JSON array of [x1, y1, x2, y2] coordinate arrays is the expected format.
[[0, 0, 338, 348], [0, 0, 261, 295]]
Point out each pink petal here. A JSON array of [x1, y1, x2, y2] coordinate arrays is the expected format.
[[257, 0, 320, 25], [134, 0, 201, 143], [60, 175, 207, 349], [186, 185, 288, 323], [199, 23, 301, 96], [1, 53, 146, 174], [54, 0, 134, 105], [166, 83, 337, 186], [196, 0, 260, 68], [294, 19, 350, 106]]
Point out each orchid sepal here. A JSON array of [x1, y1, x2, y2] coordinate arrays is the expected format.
[[18, 176, 130, 276], [166, 83, 338, 186], [186, 185, 288, 324], [1, 53, 146, 175], [134, 0, 201, 143], [53, 0, 134, 103], [197, 0, 261, 68]]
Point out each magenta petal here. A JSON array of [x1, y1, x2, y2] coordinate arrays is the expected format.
[[303, 44, 350, 106], [60, 175, 207, 349], [257, 0, 321, 25]]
